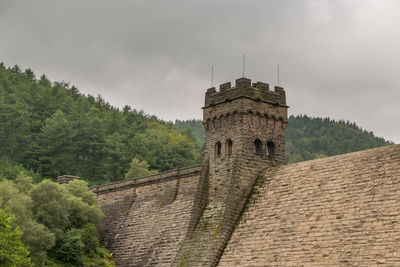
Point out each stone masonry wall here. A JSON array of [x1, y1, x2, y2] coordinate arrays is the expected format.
[[91, 165, 202, 266], [219, 144, 400, 267], [173, 78, 288, 266]]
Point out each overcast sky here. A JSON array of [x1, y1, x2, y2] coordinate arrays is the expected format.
[[0, 0, 399, 143]]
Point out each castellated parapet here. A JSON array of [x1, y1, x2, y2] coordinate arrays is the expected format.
[[204, 77, 287, 108]]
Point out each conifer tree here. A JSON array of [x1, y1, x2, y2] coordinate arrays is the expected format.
[[39, 110, 75, 178]]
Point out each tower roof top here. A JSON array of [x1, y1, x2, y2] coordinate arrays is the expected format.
[[203, 77, 287, 108]]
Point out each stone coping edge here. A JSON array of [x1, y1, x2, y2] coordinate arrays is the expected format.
[[90, 164, 202, 194], [203, 95, 289, 109]]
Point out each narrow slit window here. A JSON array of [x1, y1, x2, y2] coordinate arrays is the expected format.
[[266, 141, 275, 158], [226, 139, 233, 155], [254, 139, 263, 155], [216, 142, 222, 157]]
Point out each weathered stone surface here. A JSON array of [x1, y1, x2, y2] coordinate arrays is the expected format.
[[93, 144, 400, 266], [219, 144, 400, 267], [92, 166, 202, 266]]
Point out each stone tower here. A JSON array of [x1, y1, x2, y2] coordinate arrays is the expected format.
[[203, 77, 288, 202], [174, 77, 288, 266]]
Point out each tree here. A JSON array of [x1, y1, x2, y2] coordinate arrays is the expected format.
[[0, 94, 31, 163], [103, 133, 128, 183], [0, 176, 55, 265], [38, 74, 51, 87], [64, 179, 98, 206], [81, 223, 100, 254], [0, 162, 112, 265], [30, 179, 103, 238], [39, 109, 75, 179], [0, 208, 33, 267], [79, 107, 107, 183], [125, 157, 158, 179], [131, 122, 202, 172], [30, 179, 71, 240], [56, 228, 84, 265]]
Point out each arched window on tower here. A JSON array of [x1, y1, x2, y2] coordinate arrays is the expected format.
[[226, 139, 233, 156], [254, 139, 263, 155], [215, 141, 222, 157], [266, 141, 275, 158]]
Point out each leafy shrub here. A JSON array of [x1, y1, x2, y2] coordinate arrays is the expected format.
[[56, 228, 84, 265], [0, 208, 33, 267]]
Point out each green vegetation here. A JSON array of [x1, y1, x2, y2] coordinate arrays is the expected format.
[[285, 115, 392, 163], [0, 163, 113, 266], [174, 115, 393, 164], [0, 208, 32, 267], [0, 63, 202, 185], [125, 158, 158, 179], [175, 119, 206, 149]]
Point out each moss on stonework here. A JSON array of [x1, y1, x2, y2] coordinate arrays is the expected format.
[[176, 203, 224, 266], [177, 250, 190, 267], [237, 166, 280, 225]]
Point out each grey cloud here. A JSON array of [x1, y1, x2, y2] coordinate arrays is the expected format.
[[0, 0, 399, 142]]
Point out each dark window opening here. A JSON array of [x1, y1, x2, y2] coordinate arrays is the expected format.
[[254, 139, 263, 155], [226, 139, 233, 155], [216, 142, 222, 157], [266, 141, 275, 158]]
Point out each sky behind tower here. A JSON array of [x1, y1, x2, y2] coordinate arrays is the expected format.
[[0, 0, 399, 142]]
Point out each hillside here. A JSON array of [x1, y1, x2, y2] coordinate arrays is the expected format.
[[174, 116, 393, 164], [0, 64, 202, 185]]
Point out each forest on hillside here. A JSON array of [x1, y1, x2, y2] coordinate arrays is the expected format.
[[0, 63, 393, 186], [0, 64, 202, 186]]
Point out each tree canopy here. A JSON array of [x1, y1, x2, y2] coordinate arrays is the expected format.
[[0, 63, 202, 185], [0, 165, 113, 266], [0, 208, 32, 267]]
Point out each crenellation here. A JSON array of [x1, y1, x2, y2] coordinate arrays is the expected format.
[[235, 77, 251, 87], [219, 82, 231, 91], [274, 85, 285, 96], [204, 78, 287, 108], [206, 87, 216, 94], [255, 81, 269, 91]]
